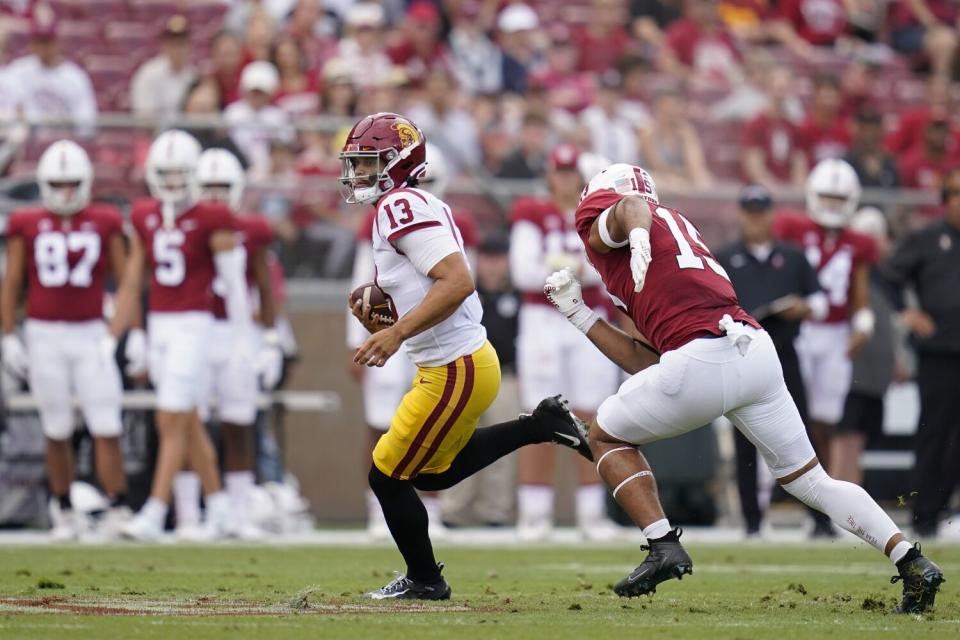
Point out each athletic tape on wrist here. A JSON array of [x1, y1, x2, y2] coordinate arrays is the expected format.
[[596, 446, 636, 472], [612, 470, 653, 499], [569, 306, 599, 334]]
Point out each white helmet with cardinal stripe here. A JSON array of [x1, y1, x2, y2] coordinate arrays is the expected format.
[[805, 158, 861, 228], [146, 129, 202, 206], [37, 139, 93, 216], [194, 148, 245, 211], [581, 162, 659, 205]]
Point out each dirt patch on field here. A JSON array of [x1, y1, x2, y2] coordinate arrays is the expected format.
[[0, 596, 485, 617]]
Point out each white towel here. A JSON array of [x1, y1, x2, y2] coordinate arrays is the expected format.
[[719, 314, 753, 356]]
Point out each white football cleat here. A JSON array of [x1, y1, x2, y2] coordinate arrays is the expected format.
[[122, 510, 165, 541], [96, 506, 133, 540], [48, 505, 90, 542]]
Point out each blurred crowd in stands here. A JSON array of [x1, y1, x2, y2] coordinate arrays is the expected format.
[[0, 0, 958, 276]]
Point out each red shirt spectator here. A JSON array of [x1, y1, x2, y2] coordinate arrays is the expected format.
[[387, 2, 452, 87], [796, 74, 850, 163], [898, 120, 959, 191], [572, 0, 634, 72], [778, 0, 847, 46], [888, 0, 958, 30], [665, 3, 742, 85], [886, 77, 958, 157], [741, 113, 803, 182], [272, 33, 321, 118]]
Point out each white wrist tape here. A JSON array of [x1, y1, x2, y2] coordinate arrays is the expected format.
[[852, 308, 876, 336], [567, 305, 600, 334], [598, 207, 629, 249]]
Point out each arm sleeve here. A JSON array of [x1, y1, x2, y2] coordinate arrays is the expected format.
[[394, 225, 462, 276], [509, 221, 548, 292]]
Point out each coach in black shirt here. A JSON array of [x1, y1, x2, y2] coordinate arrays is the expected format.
[[882, 169, 960, 537], [716, 186, 827, 537]]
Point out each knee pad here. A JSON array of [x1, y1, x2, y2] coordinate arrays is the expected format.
[[780, 464, 828, 509]]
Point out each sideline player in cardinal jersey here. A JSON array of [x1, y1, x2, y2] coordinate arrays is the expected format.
[[171, 148, 282, 539], [510, 143, 620, 541], [1, 140, 134, 540], [341, 112, 590, 600], [113, 130, 252, 540], [347, 143, 474, 540], [773, 159, 877, 534], [544, 163, 943, 613]]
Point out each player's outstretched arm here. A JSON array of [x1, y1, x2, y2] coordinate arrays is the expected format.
[[0, 235, 24, 336], [544, 269, 658, 375], [588, 195, 654, 293], [354, 252, 473, 367]]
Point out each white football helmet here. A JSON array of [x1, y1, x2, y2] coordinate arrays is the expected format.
[[37, 140, 93, 216], [145, 129, 202, 207], [419, 142, 449, 199], [581, 162, 659, 205], [194, 148, 245, 211], [805, 158, 861, 228]]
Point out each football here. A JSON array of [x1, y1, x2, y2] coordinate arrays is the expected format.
[[350, 281, 397, 326]]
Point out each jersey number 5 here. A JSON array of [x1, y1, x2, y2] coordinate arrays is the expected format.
[[383, 198, 414, 229], [154, 230, 186, 286], [35, 231, 101, 288], [655, 207, 730, 281]]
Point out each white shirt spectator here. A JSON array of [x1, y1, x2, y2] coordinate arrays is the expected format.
[[130, 55, 197, 122], [580, 101, 649, 166], [5, 54, 97, 134], [224, 101, 294, 175], [406, 103, 481, 174], [449, 27, 503, 95], [336, 38, 393, 88]]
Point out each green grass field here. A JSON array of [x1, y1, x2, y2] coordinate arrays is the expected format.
[[0, 542, 956, 639]]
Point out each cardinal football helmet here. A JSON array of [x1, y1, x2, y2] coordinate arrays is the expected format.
[[37, 139, 93, 216], [195, 148, 245, 211], [806, 158, 861, 228], [339, 112, 427, 204]]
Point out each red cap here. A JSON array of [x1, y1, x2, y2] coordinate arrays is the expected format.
[[408, 1, 440, 23], [549, 144, 580, 171], [30, 5, 58, 39]]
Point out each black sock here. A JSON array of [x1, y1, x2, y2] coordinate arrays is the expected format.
[[413, 418, 538, 491], [368, 465, 441, 583], [57, 494, 72, 511], [896, 546, 921, 569]]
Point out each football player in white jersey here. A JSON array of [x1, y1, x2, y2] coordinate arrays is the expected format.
[[341, 112, 591, 600], [347, 143, 460, 540]]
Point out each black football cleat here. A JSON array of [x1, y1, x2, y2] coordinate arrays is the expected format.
[[364, 563, 452, 601], [615, 528, 693, 597], [891, 545, 945, 614], [524, 395, 593, 461]]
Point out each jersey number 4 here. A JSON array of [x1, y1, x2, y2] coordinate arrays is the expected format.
[[655, 207, 730, 281], [35, 231, 101, 288], [154, 230, 186, 286]]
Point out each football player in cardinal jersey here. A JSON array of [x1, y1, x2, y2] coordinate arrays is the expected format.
[[170, 147, 281, 540], [772, 159, 877, 535], [544, 163, 943, 613], [112, 130, 252, 541], [342, 112, 590, 600], [510, 144, 620, 541], [1, 140, 135, 540], [347, 143, 474, 541]]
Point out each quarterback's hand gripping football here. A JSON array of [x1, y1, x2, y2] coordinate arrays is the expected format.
[[629, 228, 652, 293], [544, 269, 599, 334], [1, 333, 28, 379], [348, 296, 390, 334], [123, 328, 149, 377]]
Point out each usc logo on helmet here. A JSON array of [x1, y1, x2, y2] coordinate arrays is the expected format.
[[392, 121, 420, 149]]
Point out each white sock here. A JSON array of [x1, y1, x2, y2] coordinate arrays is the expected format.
[[225, 471, 255, 512], [576, 484, 607, 527], [141, 497, 168, 525], [889, 540, 913, 565], [780, 464, 900, 555], [517, 485, 553, 525], [422, 496, 443, 527], [642, 518, 671, 540], [173, 471, 202, 528]]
